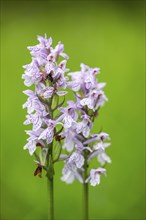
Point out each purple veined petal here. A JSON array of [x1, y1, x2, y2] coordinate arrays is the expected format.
[[56, 113, 65, 123], [83, 136, 98, 145], [68, 71, 81, 77], [37, 56, 48, 66], [67, 148, 85, 168], [38, 125, 54, 144], [63, 172, 75, 184], [63, 141, 74, 152], [87, 150, 101, 162], [35, 82, 46, 94], [88, 168, 106, 186], [83, 146, 93, 153], [22, 77, 34, 87], [63, 115, 74, 128], [74, 140, 90, 152], [25, 128, 44, 141], [67, 81, 81, 91], [37, 35, 52, 48], [74, 138, 84, 149], [23, 113, 42, 131], [83, 126, 90, 138], [98, 152, 112, 166], [96, 167, 106, 174], [59, 60, 67, 70], [55, 115, 64, 123], [76, 155, 84, 168], [80, 63, 89, 72], [93, 142, 103, 151], [56, 91, 68, 96], [60, 52, 69, 59], [38, 128, 48, 140], [98, 132, 110, 141], [63, 131, 75, 152], [55, 41, 64, 53], [97, 82, 106, 90], [23, 90, 35, 97], [47, 53, 56, 62], [75, 122, 82, 134], [32, 98, 47, 115], [73, 111, 78, 121], [37, 35, 46, 44], [27, 45, 48, 59], [22, 59, 44, 86], [23, 140, 36, 155], [22, 100, 34, 114], [50, 42, 69, 60], [85, 82, 91, 90], [27, 45, 38, 51], [45, 59, 55, 72], [27, 106, 34, 115], [93, 142, 111, 151], [80, 98, 91, 107], [103, 143, 111, 148], [74, 172, 83, 183], [42, 110, 49, 117], [80, 98, 87, 106], [45, 37, 52, 49], [103, 93, 108, 102], [61, 169, 75, 184], [91, 67, 100, 75], [23, 117, 30, 125], [88, 100, 95, 111], [81, 114, 91, 122], [58, 107, 66, 113], [90, 174, 100, 186], [67, 100, 77, 108], [43, 87, 54, 98], [33, 115, 42, 131]]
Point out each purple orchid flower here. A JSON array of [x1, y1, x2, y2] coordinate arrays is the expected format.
[[75, 114, 92, 138], [24, 128, 45, 155], [58, 101, 78, 128], [85, 168, 106, 186]]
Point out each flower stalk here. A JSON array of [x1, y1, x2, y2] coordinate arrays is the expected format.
[[83, 152, 89, 220], [47, 173, 54, 220], [83, 181, 88, 220]]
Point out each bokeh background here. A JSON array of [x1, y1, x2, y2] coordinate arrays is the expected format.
[[1, 0, 145, 219]]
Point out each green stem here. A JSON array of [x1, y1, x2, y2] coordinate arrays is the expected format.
[[83, 182, 88, 220], [47, 176, 54, 220], [46, 137, 54, 220], [83, 155, 89, 220], [46, 96, 54, 220]]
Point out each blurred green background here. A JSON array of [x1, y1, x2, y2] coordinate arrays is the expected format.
[[1, 0, 145, 219]]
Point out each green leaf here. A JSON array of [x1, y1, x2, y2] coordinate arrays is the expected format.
[[39, 148, 48, 166], [53, 142, 62, 162], [51, 94, 59, 110], [52, 95, 65, 111]]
